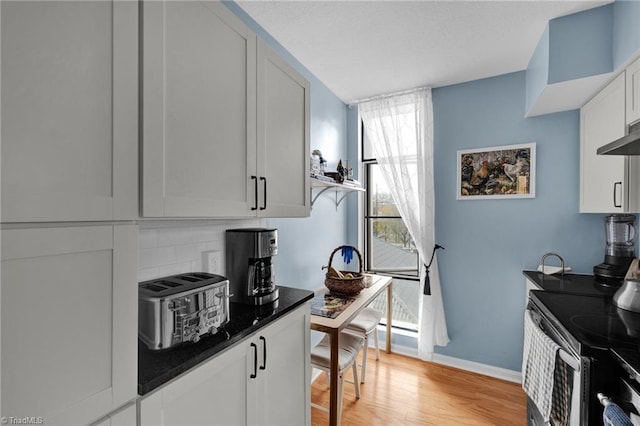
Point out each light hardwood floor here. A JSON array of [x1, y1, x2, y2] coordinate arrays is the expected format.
[[311, 349, 526, 426]]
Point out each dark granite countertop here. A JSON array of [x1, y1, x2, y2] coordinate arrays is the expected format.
[[523, 270, 617, 297], [138, 285, 314, 396]]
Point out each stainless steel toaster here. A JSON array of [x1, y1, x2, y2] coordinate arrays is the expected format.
[[138, 272, 230, 350]]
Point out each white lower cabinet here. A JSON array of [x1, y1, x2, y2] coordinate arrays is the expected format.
[[91, 403, 137, 426], [251, 304, 311, 425], [0, 224, 138, 426], [139, 334, 249, 426], [138, 304, 310, 426]]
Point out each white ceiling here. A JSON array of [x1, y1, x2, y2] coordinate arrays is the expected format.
[[237, 0, 612, 105]]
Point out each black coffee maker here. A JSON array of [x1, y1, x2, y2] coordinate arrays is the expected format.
[[225, 228, 279, 305], [594, 214, 637, 286]]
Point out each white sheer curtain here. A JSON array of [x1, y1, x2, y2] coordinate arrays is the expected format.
[[359, 88, 449, 359]]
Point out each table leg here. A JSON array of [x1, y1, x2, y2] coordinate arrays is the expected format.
[[329, 330, 340, 426], [386, 282, 392, 353]]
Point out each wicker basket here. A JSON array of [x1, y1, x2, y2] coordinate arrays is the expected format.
[[324, 245, 365, 296]]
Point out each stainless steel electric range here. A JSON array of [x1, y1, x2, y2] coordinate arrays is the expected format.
[[524, 271, 640, 425]]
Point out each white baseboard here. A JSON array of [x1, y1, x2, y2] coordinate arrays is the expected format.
[[311, 368, 323, 383], [384, 342, 522, 384], [311, 342, 522, 385], [430, 352, 522, 384]]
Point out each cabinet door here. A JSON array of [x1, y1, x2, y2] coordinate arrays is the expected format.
[[91, 402, 136, 426], [142, 0, 257, 218], [1, 225, 138, 426], [257, 40, 311, 218], [252, 304, 311, 426], [627, 57, 640, 126], [138, 341, 250, 426], [580, 73, 632, 213], [1, 1, 138, 222]]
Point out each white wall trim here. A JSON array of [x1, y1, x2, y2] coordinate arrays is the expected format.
[[387, 342, 522, 384], [311, 368, 323, 383], [430, 353, 522, 384], [320, 339, 523, 385]]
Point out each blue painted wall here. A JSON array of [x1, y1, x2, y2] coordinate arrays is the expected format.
[[432, 71, 605, 371], [525, 26, 550, 114], [223, 2, 350, 291], [613, 0, 640, 68], [525, 4, 614, 115], [548, 4, 613, 84]]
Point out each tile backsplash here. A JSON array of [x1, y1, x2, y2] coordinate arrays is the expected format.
[[138, 219, 265, 282]]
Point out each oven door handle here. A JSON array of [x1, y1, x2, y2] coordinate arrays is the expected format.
[[528, 307, 581, 372], [558, 348, 580, 372]]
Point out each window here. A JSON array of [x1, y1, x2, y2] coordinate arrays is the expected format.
[[363, 163, 418, 277], [362, 124, 420, 334]]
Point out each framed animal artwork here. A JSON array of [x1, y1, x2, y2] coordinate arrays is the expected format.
[[456, 142, 536, 200]]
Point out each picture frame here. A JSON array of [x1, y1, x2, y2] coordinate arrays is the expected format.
[[456, 142, 536, 200]]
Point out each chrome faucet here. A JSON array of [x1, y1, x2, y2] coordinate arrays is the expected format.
[[540, 252, 565, 277]]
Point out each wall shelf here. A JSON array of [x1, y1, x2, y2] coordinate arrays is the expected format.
[[310, 176, 365, 209]]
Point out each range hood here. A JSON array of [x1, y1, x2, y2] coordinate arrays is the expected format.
[[597, 122, 640, 155]]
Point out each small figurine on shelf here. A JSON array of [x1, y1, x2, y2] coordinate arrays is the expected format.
[[311, 149, 327, 176], [345, 160, 353, 180], [337, 159, 346, 180]]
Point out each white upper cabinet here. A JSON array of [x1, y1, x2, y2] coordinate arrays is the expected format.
[[626, 56, 640, 126], [1, 1, 138, 222], [580, 72, 640, 213], [141, 0, 257, 218], [1, 224, 138, 425], [256, 40, 311, 217], [141, 1, 310, 218]]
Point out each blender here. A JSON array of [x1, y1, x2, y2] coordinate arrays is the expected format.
[[594, 214, 637, 286]]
